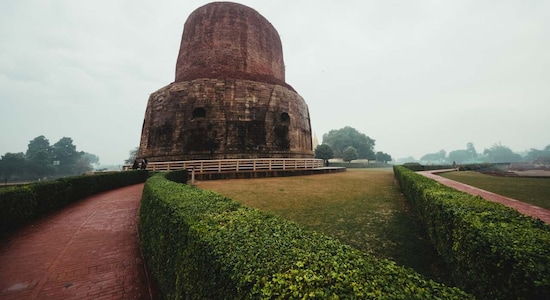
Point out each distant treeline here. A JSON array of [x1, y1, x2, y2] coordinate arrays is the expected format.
[[0, 135, 99, 182], [401, 143, 550, 165]]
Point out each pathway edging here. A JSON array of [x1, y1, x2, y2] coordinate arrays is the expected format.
[[418, 169, 550, 224]]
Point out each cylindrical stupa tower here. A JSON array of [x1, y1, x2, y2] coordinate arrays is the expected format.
[[138, 2, 313, 161]]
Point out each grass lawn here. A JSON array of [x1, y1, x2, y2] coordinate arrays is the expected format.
[[439, 171, 550, 210], [196, 168, 453, 285]]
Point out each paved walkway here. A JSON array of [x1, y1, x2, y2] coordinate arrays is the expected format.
[[419, 169, 550, 224], [0, 184, 158, 299]]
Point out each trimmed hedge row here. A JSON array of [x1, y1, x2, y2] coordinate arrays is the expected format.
[[401, 162, 508, 172], [0, 171, 149, 236], [139, 172, 472, 299], [393, 165, 550, 299], [164, 169, 189, 184], [327, 162, 391, 169]]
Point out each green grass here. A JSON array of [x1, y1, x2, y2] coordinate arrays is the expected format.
[[197, 168, 453, 285], [438, 171, 550, 210]]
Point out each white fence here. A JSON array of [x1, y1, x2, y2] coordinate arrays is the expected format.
[[124, 158, 324, 173]]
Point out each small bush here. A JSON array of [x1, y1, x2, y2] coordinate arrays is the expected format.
[[394, 165, 550, 299], [0, 171, 149, 236], [139, 172, 472, 299], [402, 162, 425, 171]]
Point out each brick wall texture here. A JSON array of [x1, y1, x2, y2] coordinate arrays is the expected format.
[[138, 2, 313, 161], [175, 2, 286, 88]]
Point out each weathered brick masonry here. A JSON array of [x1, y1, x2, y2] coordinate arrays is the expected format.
[[175, 2, 286, 87], [139, 2, 313, 161]]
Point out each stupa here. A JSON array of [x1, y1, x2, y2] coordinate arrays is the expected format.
[[138, 2, 312, 161]]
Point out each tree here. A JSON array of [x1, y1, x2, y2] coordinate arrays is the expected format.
[[446, 143, 479, 163], [375, 151, 392, 163], [125, 147, 139, 164], [448, 150, 472, 163], [524, 144, 550, 164], [74, 152, 100, 174], [322, 126, 375, 159], [52, 137, 79, 175], [314, 144, 334, 166], [25, 135, 53, 179], [3, 135, 97, 180], [420, 150, 447, 164], [342, 146, 358, 163], [0, 152, 26, 182], [82, 152, 100, 166], [466, 142, 478, 158], [483, 143, 522, 163]]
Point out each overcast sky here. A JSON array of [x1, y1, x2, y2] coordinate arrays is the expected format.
[[1, 0, 549, 165]]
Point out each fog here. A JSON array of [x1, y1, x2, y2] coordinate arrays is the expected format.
[[1, 1, 549, 165]]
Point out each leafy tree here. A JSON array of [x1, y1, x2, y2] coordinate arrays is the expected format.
[[420, 150, 447, 164], [125, 147, 139, 164], [466, 142, 478, 158], [13, 135, 101, 179], [73, 152, 98, 174], [448, 150, 473, 163], [52, 137, 79, 175], [483, 143, 522, 163], [443, 143, 480, 164], [375, 151, 392, 163], [524, 144, 550, 164], [82, 152, 100, 166], [322, 126, 375, 159], [25, 135, 53, 179], [314, 144, 334, 166], [342, 146, 358, 163], [0, 152, 26, 182]]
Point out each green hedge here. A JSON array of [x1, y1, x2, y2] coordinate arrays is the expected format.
[[0, 171, 149, 236], [401, 162, 507, 172], [393, 165, 550, 299], [139, 172, 471, 299], [327, 162, 392, 168], [164, 169, 189, 184]]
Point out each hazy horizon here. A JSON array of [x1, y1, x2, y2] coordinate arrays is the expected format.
[[1, 1, 549, 165]]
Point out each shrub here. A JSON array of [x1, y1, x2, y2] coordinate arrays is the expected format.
[[139, 172, 472, 299], [394, 165, 550, 299], [402, 162, 425, 171], [0, 171, 149, 236], [164, 169, 189, 184]]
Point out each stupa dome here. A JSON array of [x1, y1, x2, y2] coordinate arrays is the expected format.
[[175, 2, 287, 88]]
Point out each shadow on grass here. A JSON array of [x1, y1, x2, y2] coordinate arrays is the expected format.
[[274, 193, 455, 286], [376, 207, 453, 285]]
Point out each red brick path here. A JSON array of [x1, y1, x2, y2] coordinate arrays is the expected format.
[[0, 184, 158, 299], [419, 170, 550, 224]]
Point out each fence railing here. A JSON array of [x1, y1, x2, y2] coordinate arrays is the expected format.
[[123, 158, 324, 173]]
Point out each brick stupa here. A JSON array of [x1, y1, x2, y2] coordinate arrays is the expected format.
[[138, 2, 313, 161]]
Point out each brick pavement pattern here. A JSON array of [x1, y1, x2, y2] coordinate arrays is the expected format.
[[419, 169, 550, 224], [0, 183, 156, 299]]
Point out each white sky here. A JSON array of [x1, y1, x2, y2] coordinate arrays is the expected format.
[[1, 0, 549, 165]]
